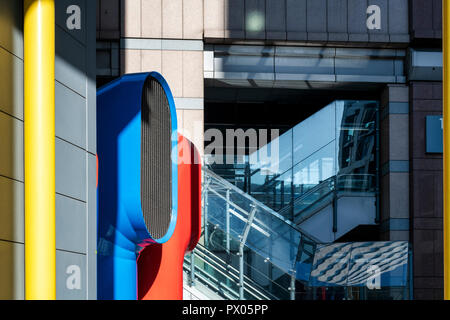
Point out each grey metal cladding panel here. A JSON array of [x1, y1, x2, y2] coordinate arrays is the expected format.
[[55, 81, 86, 150], [55, 0, 86, 45], [335, 47, 396, 57], [307, 0, 327, 33], [86, 75, 96, 155], [245, 0, 266, 39], [369, 34, 390, 43], [433, 0, 442, 35], [86, 153, 97, 299], [0, 0, 23, 59], [56, 250, 86, 300], [0, 241, 24, 300], [276, 46, 335, 57], [0, 112, 24, 182], [348, 0, 368, 34], [394, 59, 403, 76], [0, 176, 23, 244], [275, 56, 335, 75], [55, 26, 86, 98], [366, 0, 391, 42], [336, 74, 396, 82], [225, 0, 245, 38], [390, 34, 410, 43], [275, 74, 336, 82], [411, 0, 433, 33], [266, 0, 286, 39], [286, 0, 307, 40], [99, 0, 120, 32], [327, 0, 348, 33], [349, 33, 369, 42], [335, 57, 394, 76], [214, 55, 274, 74], [286, 0, 306, 31], [55, 138, 86, 202], [0, 48, 23, 120], [56, 194, 86, 254], [367, 0, 388, 34], [328, 33, 349, 42], [86, 0, 97, 156], [214, 44, 274, 56], [388, 0, 408, 34], [0, 172, 24, 241]]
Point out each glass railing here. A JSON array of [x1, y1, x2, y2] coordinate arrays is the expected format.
[[186, 228, 292, 300], [277, 173, 376, 224], [203, 168, 317, 275], [184, 244, 273, 300], [193, 168, 412, 300], [192, 169, 411, 300]]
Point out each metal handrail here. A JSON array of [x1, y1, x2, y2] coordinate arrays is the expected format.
[[196, 234, 292, 299], [190, 252, 272, 300], [183, 247, 275, 300], [192, 242, 281, 300], [203, 167, 308, 234], [278, 176, 335, 218], [278, 173, 376, 220], [182, 261, 239, 300]]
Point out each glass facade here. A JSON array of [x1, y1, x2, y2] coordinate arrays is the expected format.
[[206, 100, 379, 221], [196, 99, 414, 300], [307, 242, 412, 300]]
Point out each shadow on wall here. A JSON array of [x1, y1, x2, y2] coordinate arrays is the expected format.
[[0, 0, 25, 300]]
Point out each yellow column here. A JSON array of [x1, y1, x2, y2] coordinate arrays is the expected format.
[[24, 0, 55, 300], [444, 0, 450, 301]]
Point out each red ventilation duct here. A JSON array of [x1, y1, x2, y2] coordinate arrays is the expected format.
[[137, 135, 202, 300]]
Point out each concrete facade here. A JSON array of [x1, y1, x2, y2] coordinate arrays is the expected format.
[[0, 0, 97, 300], [97, 0, 416, 161], [97, 0, 205, 155], [204, 0, 409, 44]]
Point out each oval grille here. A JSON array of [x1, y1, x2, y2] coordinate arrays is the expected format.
[[141, 76, 172, 239]]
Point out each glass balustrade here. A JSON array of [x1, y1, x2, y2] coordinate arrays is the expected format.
[[184, 167, 412, 300]]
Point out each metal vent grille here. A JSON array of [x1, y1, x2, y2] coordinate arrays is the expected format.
[[141, 77, 172, 239]]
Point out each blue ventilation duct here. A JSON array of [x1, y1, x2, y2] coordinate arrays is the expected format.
[[96, 72, 178, 300]]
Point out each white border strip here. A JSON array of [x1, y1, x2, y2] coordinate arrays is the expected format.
[[121, 38, 204, 51], [174, 98, 204, 110]]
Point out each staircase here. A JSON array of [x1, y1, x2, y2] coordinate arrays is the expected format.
[[277, 174, 377, 242], [183, 243, 279, 300], [182, 100, 392, 300], [182, 167, 411, 300], [183, 168, 317, 300]]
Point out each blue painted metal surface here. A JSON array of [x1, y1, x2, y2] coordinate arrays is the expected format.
[[96, 72, 178, 300], [426, 115, 443, 153]]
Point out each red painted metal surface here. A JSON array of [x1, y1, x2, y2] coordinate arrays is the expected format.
[[137, 135, 201, 300]]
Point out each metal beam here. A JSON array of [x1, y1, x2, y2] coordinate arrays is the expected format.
[[239, 204, 257, 300]]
